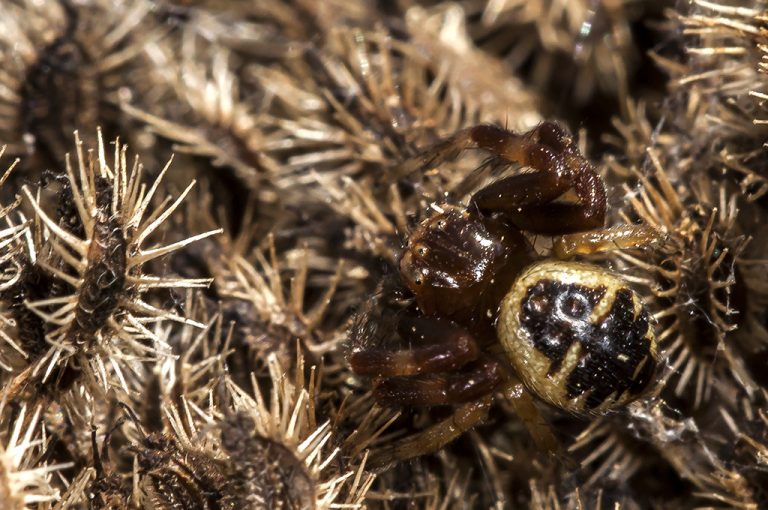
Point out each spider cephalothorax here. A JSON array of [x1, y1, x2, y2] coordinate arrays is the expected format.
[[350, 121, 660, 465]]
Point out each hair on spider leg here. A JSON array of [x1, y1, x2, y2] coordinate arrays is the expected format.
[[449, 152, 520, 202]]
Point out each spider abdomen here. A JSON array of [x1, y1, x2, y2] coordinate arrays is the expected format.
[[498, 261, 658, 414]]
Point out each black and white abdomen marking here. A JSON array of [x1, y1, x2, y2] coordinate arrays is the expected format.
[[498, 261, 658, 413]]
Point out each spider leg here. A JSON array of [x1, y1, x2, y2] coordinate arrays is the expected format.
[[493, 201, 604, 235], [368, 373, 560, 468], [394, 122, 575, 184], [531, 121, 580, 154], [349, 316, 478, 377], [395, 122, 605, 233], [470, 170, 570, 210], [468, 123, 606, 234], [469, 123, 578, 172], [369, 395, 494, 468], [470, 175, 606, 234], [373, 358, 503, 407], [553, 223, 663, 258], [500, 380, 560, 454]]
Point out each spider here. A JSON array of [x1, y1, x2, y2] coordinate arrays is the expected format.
[[349, 121, 660, 466]]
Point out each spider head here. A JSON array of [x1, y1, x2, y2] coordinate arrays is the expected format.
[[399, 205, 529, 320]]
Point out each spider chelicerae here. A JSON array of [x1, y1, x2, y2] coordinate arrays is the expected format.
[[350, 121, 661, 466]]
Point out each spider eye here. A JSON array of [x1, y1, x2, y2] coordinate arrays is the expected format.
[[412, 267, 429, 285]]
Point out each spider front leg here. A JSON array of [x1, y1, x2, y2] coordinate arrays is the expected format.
[[471, 173, 605, 234], [468, 123, 606, 234]]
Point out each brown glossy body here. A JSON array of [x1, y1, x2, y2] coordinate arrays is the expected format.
[[398, 206, 531, 328], [349, 121, 659, 467]]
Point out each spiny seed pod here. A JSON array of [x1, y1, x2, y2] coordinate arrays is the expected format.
[[0, 151, 36, 372], [163, 199, 360, 385], [151, 351, 374, 510], [529, 481, 642, 510], [0, 404, 71, 509], [669, 1, 768, 202], [102, 350, 377, 509], [752, 40, 768, 191], [716, 399, 768, 506], [408, 0, 641, 106], [7, 131, 220, 404], [0, 0, 68, 157], [0, 0, 159, 172], [652, 409, 759, 509], [216, 353, 375, 509], [615, 151, 750, 407], [278, 20, 539, 180], [122, 33, 277, 188], [150, 0, 379, 59], [567, 413, 681, 491], [130, 430, 231, 510], [311, 172, 404, 264], [190, 233, 346, 369], [152, 291, 234, 414], [179, 187, 355, 343]]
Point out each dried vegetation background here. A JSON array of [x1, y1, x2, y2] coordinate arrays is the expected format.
[[0, 0, 766, 508]]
